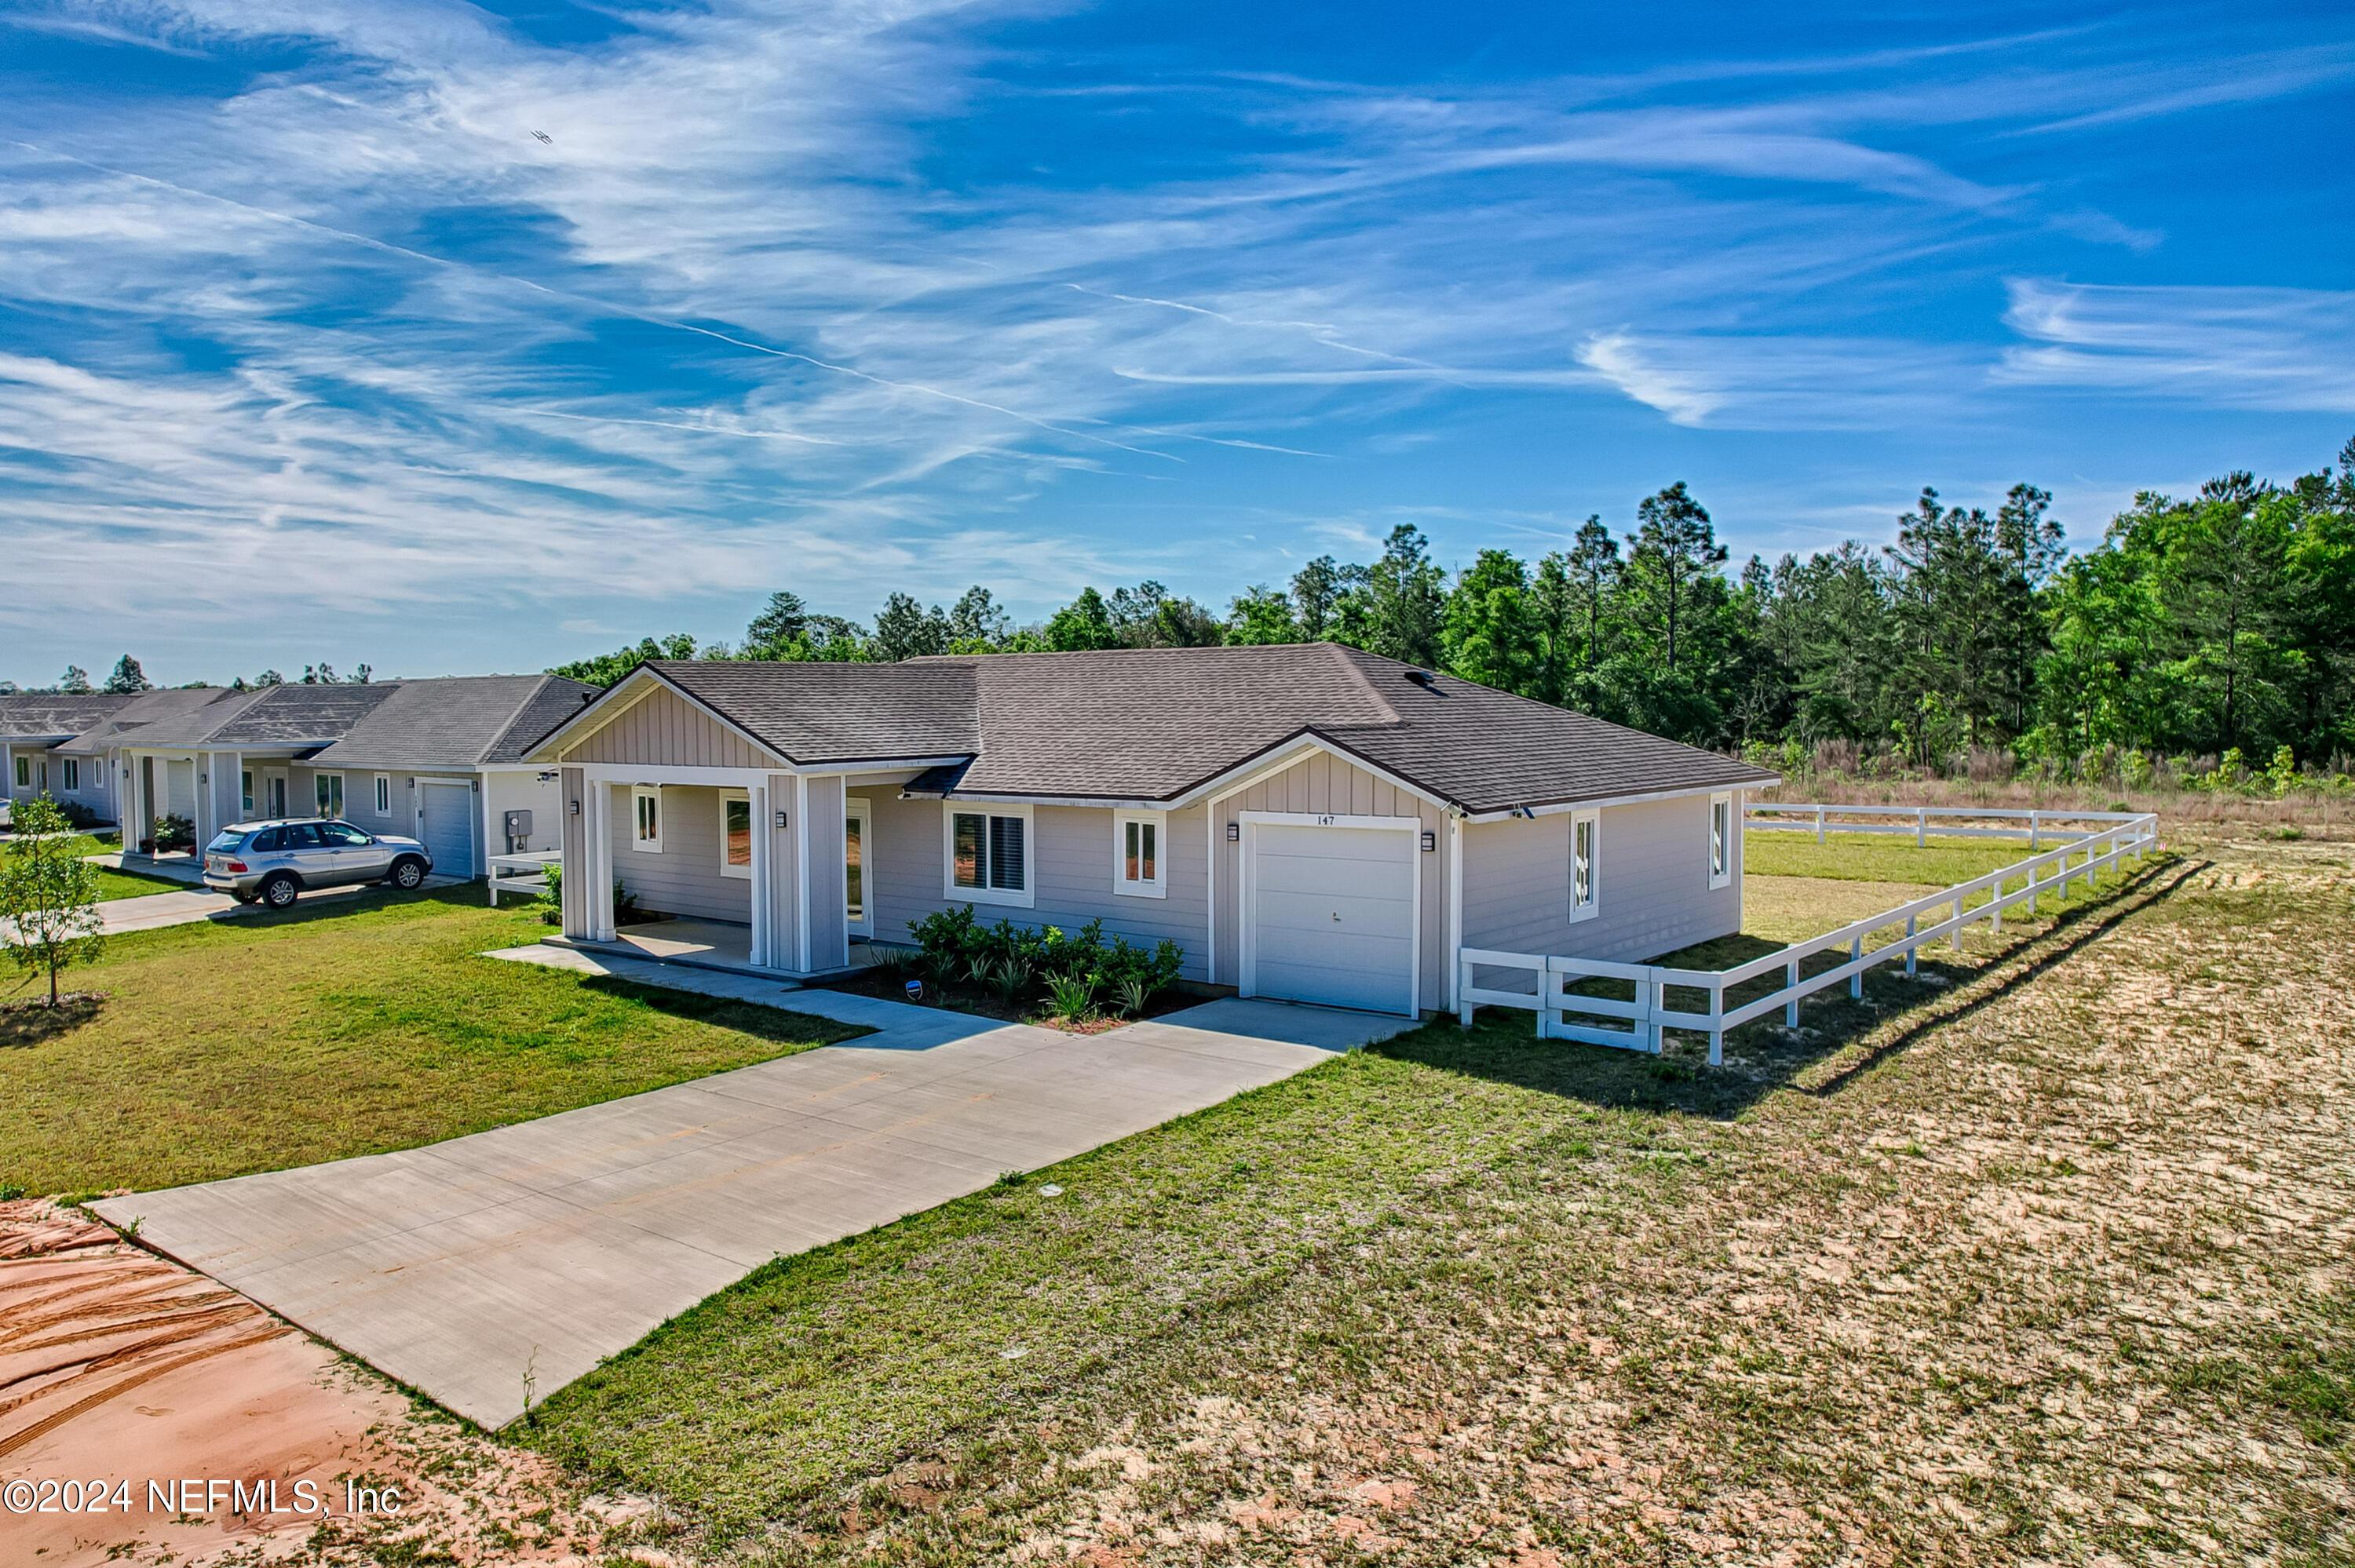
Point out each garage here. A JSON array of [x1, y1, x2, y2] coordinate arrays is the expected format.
[[418, 780, 475, 877], [1243, 819, 1418, 1015]]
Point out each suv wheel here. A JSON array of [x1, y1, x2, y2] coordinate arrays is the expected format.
[[389, 857, 427, 891], [259, 872, 300, 910]]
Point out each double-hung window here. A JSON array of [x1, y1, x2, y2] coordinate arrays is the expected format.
[[1707, 792, 1733, 889], [11, 757, 25, 787], [316, 772, 345, 819], [1569, 808, 1600, 923], [631, 786, 663, 851], [62, 759, 79, 792], [374, 774, 392, 816], [1113, 810, 1166, 898], [945, 804, 1031, 907]]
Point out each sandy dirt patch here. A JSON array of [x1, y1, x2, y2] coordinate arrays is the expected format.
[[0, 1198, 619, 1566]]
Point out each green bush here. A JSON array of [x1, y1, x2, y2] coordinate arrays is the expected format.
[[906, 907, 1183, 1006]]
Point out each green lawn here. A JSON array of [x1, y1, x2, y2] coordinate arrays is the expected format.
[[0, 831, 184, 901], [521, 854, 2213, 1562], [1743, 826, 2050, 884], [0, 888, 870, 1196]]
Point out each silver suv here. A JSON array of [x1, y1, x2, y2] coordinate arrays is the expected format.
[[203, 819, 433, 907]]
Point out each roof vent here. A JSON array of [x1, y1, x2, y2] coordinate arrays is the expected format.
[[1403, 668, 1436, 687], [581, 691, 595, 705]]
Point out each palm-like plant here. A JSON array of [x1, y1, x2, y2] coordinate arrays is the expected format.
[[1044, 971, 1097, 1023], [988, 955, 1033, 1006], [1110, 977, 1148, 1019]]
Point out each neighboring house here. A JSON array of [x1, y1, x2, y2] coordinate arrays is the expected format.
[[49, 676, 592, 875], [528, 645, 1778, 1017], [1, 689, 229, 826]]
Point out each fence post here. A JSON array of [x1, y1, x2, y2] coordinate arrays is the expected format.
[[1904, 914, 1917, 976], [1652, 975, 1667, 1053], [2030, 811, 2040, 851], [1849, 936, 1863, 999], [1916, 807, 1926, 847], [1707, 979, 1723, 1067], [1953, 895, 1966, 954], [1457, 954, 1473, 1028], [1992, 873, 2003, 935], [1785, 957, 1799, 1027], [1538, 965, 1561, 1040]]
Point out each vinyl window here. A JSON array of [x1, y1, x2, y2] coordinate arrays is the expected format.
[[631, 786, 663, 851], [374, 774, 392, 816], [315, 772, 345, 819], [845, 799, 872, 934], [1113, 810, 1167, 898], [241, 770, 254, 815], [1707, 793, 1733, 889], [11, 757, 24, 788], [1569, 808, 1600, 923], [719, 790, 751, 879], [944, 804, 1031, 907], [61, 759, 79, 792]]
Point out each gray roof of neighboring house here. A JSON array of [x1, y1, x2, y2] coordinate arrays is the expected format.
[[0, 692, 144, 743], [589, 645, 1774, 815], [49, 687, 248, 752], [306, 675, 597, 769]]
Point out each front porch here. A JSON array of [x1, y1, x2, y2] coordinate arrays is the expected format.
[[544, 917, 885, 980]]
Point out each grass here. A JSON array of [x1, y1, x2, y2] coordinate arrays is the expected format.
[[0, 831, 184, 902], [523, 836, 2355, 1568], [1743, 826, 2046, 885], [0, 886, 871, 1195]]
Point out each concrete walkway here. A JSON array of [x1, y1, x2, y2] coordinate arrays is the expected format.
[[97, 949, 1418, 1429]]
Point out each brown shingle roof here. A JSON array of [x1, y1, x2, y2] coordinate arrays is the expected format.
[[607, 646, 1773, 815]]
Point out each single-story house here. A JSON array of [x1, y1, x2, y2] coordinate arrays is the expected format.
[[527, 645, 1778, 1016], [2, 688, 231, 826], [47, 675, 592, 875]]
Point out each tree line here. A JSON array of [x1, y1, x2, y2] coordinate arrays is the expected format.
[[2, 658, 374, 696], [553, 437, 2355, 771]]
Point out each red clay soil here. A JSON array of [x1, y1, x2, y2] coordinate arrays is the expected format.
[[0, 1198, 623, 1566]]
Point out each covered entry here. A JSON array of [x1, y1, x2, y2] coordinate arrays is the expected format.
[[1240, 813, 1420, 1016]]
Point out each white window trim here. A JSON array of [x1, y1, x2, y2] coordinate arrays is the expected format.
[[316, 771, 345, 820], [1569, 808, 1601, 923], [62, 758, 79, 792], [845, 797, 873, 936], [13, 756, 27, 787], [1707, 791, 1733, 890], [941, 801, 1035, 909], [1112, 808, 1168, 899], [718, 788, 752, 880], [374, 774, 392, 816], [241, 770, 254, 815], [630, 785, 663, 853]]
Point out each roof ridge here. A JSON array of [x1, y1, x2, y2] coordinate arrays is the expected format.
[[479, 673, 556, 767], [1327, 644, 1401, 726]]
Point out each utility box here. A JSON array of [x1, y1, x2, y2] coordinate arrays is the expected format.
[[503, 810, 533, 846]]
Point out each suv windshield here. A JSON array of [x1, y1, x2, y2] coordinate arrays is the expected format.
[[206, 830, 246, 852]]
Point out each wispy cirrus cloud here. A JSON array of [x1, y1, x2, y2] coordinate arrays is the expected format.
[[1996, 279, 2355, 411]]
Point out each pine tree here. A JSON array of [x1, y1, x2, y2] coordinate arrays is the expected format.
[[104, 655, 152, 693]]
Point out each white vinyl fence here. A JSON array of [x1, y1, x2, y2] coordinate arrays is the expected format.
[[487, 850, 560, 906], [1458, 806, 2160, 1067]]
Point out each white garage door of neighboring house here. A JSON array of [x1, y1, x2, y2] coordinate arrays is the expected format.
[[418, 782, 474, 877], [1244, 819, 1418, 1016]]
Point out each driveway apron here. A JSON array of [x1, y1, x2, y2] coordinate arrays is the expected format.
[[95, 950, 1414, 1428]]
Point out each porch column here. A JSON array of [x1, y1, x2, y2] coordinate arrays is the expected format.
[[748, 780, 770, 968], [803, 775, 847, 974], [765, 772, 799, 975], [593, 782, 619, 942]]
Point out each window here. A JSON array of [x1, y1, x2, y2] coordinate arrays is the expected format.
[[1113, 810, 1167, 899], [1707, 792, 1733, 889], [241, 770, 254, 815], [845, 799, 871, 934], [281, 822, 324, 849], [1569, 808, 1599, 922], [374, 775, 392, 816], [631, 786, 663, 852], [720, 791, 752, 879], [315, 773, 345, 819], [62, 759, 78, 792], [11, 756, 24, 787], [944, 804, 1031, 906]]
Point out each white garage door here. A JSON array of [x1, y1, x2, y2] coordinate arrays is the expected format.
[[418, 782, 474, 877], [1247, 823, 1418, 1015]]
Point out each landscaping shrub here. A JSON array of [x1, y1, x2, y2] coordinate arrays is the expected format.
[[907, 906, 1183, 1009], [152, 814, 195, 852]]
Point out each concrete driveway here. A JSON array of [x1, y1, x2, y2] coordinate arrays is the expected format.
[[97, 953, 1415, 1428]]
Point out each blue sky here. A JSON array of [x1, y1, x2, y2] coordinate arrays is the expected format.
[[3, 1, 2350, 686]]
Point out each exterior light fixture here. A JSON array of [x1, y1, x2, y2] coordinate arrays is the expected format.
[[774, 809, 789, 829], [1420, 831, 1437, 852], [1225, 822, 1240, 842], [568, 800, 581, 816]]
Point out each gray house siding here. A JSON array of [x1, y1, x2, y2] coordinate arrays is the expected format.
[[608, 782, 753, 924], [1460, 793, 1740, 965], [1208, 750, 1451, 1010], [566, 686, 772, 770]]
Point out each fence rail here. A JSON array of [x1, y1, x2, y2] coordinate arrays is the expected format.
[[1744, 800, 2145, 848], [487, 850, 560, 906], [1459, 808, 2160, 1067]]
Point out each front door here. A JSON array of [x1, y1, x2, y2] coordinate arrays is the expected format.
[[845, 799, 872, 937], [267, 771, 287, 818]]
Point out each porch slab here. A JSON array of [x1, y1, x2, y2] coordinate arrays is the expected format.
[[97, 948, 1423, 1430]]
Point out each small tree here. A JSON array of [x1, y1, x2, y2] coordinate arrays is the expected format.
[[0, 796, 105, 1006]]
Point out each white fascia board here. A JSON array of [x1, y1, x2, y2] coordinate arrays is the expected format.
[[915, 790, 1174, 810], [1465, 775, 1783, 824]]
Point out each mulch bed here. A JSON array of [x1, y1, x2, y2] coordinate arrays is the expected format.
[[811, 968, 1207, 1033]]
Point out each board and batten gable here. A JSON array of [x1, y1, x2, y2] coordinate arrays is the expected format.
[[1209, 749, 1451, 1009], [560, 684, 774, 771], [1460, 792, 1740, 964]]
